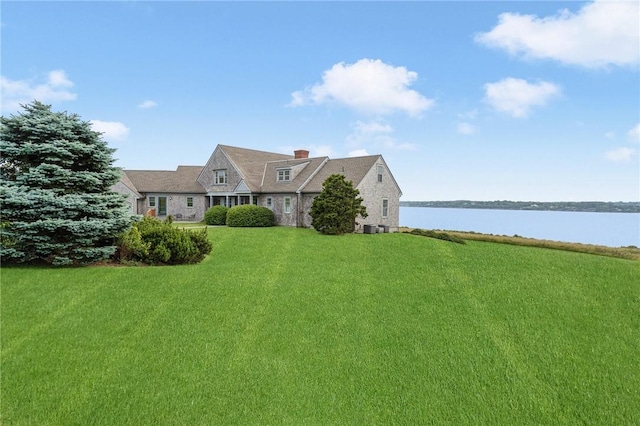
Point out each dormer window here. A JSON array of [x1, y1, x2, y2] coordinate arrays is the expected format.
[[277, 168, 291, 182], [215, 169, 227, 185]]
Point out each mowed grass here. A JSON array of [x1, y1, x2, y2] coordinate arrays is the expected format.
[[2, 227, 639, 424]]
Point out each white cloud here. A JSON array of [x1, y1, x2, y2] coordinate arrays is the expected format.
[[605, 147, 636, 162], [138, 100, 158, 109], [475, 0, 640, 68], [484, 78, 561, 118], [89, 120, 130, 142], [605, 131, 616, 140], [348, 149, 370, 157], [457, 122, 478, 135], [345, 120, 416, 153], [289, 58, 434, 116], [458, 109, 478, 120], [0, 70, 77, 112], [628, 124, 640, 143], [310, 145, 336, 158]]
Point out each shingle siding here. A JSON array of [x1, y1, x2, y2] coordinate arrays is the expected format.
[[112, 144, 402, 230]]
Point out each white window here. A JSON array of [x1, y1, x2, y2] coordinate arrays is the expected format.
[[377, 165, 383, 183], [187, 197, 193, 207], [284, 197, 291, 214], [149, 196, 156, 207], [215, 170, 227, 185], [266, 197, 273, 209], [382, 198, 389, 218], [277, 169, 291, 182]]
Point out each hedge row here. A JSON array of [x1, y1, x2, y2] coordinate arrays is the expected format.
[[204, 205, 274, 227]]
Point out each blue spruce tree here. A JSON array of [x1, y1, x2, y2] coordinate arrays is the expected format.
[[1, 101, 133, 265]]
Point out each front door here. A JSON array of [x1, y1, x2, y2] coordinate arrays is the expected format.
[[158, 197, 167, 216]]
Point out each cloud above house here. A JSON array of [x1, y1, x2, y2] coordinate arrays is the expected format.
[[90, 120, 130, 142], [138, 100, 158, 109], [605, 147, 636, 163], [628, 123, 640, 143], [345, 119, 416, 154], [289, 58, 434, 116], [484, 78, 561, 118], [457, 122, 477, 135], [475, 0, 640, 68], [0, 70, 77, 113]]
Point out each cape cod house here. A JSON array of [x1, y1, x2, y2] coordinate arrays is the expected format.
[[114, 145, 402, 232]]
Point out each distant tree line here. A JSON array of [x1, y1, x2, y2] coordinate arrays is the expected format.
[[400, 200, 640, 213]]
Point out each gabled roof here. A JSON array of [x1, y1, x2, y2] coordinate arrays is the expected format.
[[301, 155, 381, 193], [118, 169, 142, 198], [219, 145, 293, 192], [123, 166, 205, 194], [261, 157, 328, 193]]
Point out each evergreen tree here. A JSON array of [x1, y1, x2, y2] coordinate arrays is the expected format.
[[310, 174, 367, 235], [0, 101, 133, 265]]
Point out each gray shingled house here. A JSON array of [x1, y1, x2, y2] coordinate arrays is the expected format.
[[114, 145, 402, 232]]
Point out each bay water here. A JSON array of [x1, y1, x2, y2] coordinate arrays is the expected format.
[[400, 207, 640, 248]]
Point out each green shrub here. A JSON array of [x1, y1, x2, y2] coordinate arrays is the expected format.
[[204, 205, 229, 225], [226, 205, 275, 227], [407, 228, 466, 245], [117, 217, 212, 265]]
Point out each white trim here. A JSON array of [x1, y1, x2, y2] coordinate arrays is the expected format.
[[382, 198, 389, 218]]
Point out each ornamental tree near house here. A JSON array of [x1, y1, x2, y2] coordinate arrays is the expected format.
[[310, 174, 368, 235], [0, 101, 133, 265]]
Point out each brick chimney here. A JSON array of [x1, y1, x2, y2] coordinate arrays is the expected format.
[[294, 149, 309, 159]]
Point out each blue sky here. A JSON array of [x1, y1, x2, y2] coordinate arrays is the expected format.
[[2, 1, 639, 201]]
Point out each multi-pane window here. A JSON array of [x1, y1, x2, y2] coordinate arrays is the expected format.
[[377, 165, 383, 183], [382, 198, 389, 218], [215, 170, 227, 185], [187, 197, 193, 207], [277, 169, 291, 182], [266, 197, 273, 209], [284, 197, 291, 214], [149, 196, 156, 207]]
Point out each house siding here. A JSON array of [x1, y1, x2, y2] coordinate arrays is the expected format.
[[112, 180, 138, 215], [355, 160, 401, 232], [114, 145, 402, 231], [260, 193, 298, 227], [198, 149, 243, 193], [142, 194, 206, 221]]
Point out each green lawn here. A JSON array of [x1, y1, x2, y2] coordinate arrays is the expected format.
[[2, 227, 639, 424]]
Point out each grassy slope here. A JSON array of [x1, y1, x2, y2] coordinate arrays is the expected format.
[[2, 227, 639, 424]]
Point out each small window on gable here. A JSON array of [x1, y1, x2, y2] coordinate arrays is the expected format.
[[277, 169, 291, 182], [215, 170, 227, 185], [377, 165, 383, 183], [284, 196, 291, 213], [382, 198, 389, 218], [187, 197, 193, 207], [266, 197, 273, 209], [149, 196, 156, 207]]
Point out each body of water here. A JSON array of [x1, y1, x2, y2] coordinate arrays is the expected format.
[[400, 207, 640, 248]]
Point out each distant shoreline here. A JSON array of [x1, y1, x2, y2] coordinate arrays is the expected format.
[[400, 200, 640, 213]]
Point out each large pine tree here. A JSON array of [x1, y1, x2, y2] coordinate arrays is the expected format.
[[0, 101, 133, 265], [310, 174, 368, 235]]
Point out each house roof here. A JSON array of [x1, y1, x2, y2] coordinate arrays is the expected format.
[[219, 145, 293, 192], [123, 166, 205, 194], [301, 155, 381, 193], [118, 169, 142, 198], [261, 156, 329, 193]]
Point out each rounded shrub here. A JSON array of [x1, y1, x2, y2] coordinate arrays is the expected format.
[[226, 205, 275, 227], [204, 205, 229, 225], [116, 217, 212, 265]]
